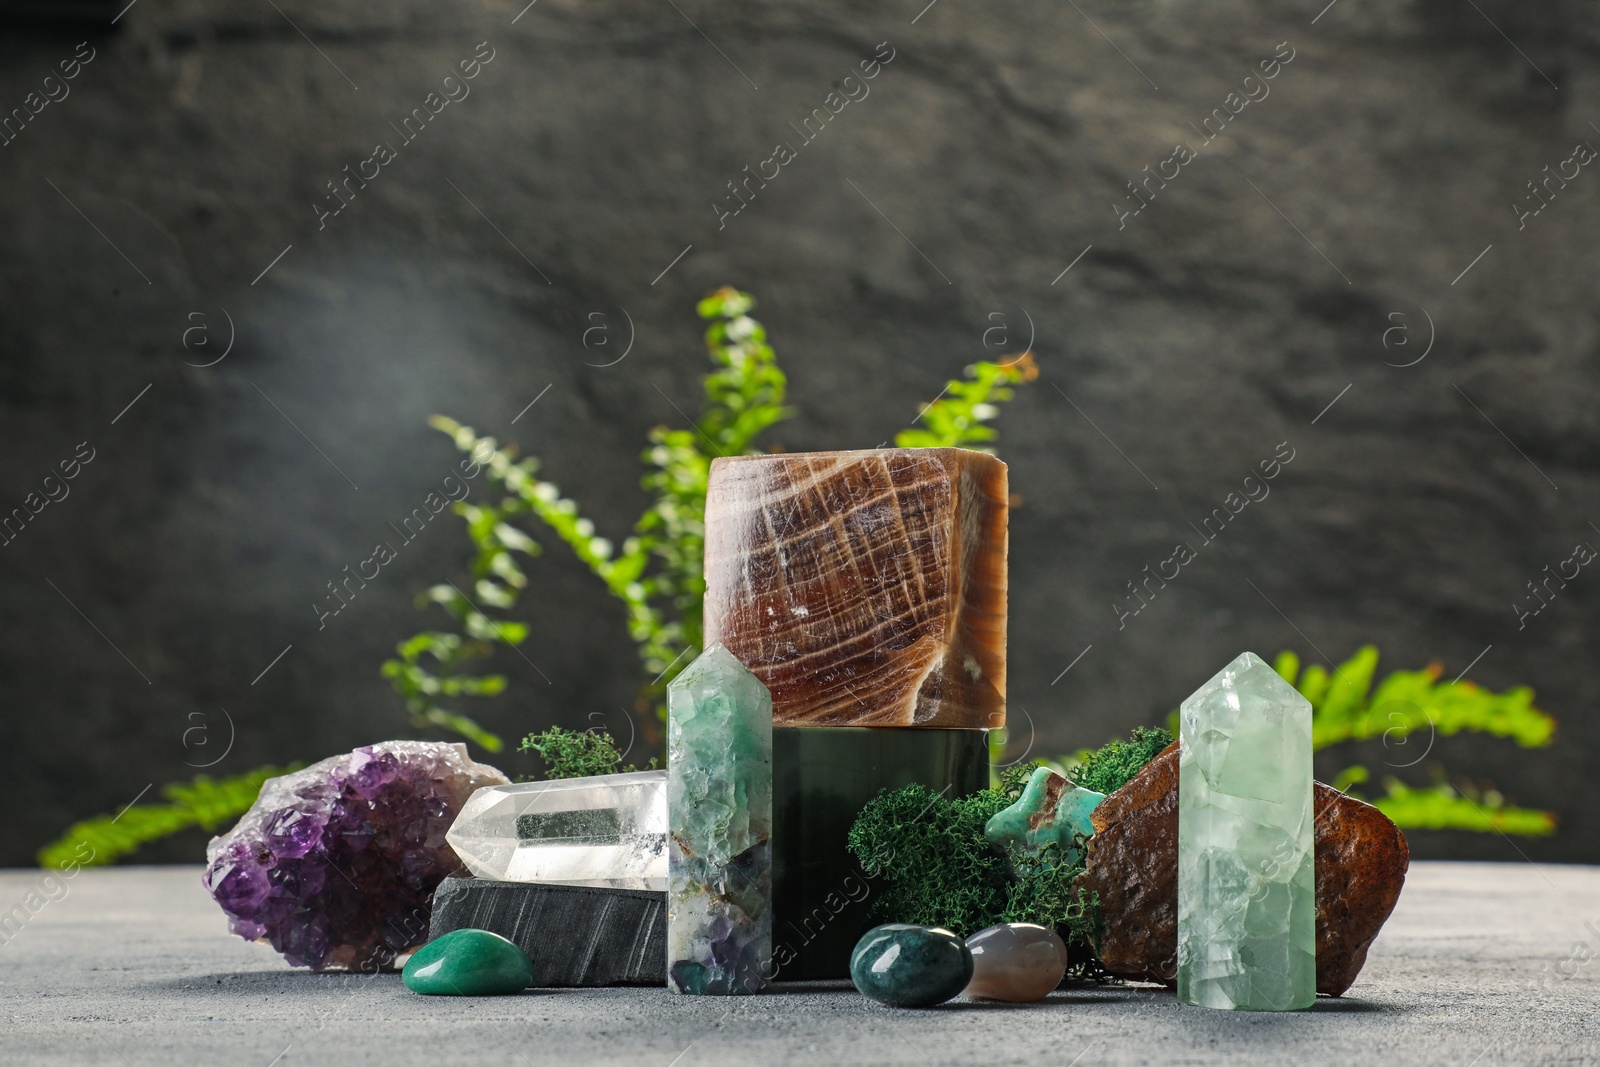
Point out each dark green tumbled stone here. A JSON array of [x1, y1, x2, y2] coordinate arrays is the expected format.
[[849, 924, 973, 1008], [402, 928, 534, 996]]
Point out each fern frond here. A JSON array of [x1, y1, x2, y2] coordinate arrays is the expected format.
[[1276, 644, 1557, 836], [37, 765, 299, 869], [895, 352, 1038, 452], [1373, 777, 1557, 837], [1275, 645, 1557, 751]]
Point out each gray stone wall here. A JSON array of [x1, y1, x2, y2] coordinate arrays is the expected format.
[[0, 0, 1596, 865]]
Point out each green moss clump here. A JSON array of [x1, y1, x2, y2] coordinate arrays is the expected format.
[[846, 765, 1110, 981], [845, 783, 1014, 936], [1070, 726, 1173, 795], [519, 727, 653, 780], [997, 840, 1106, 982], [998, 842, 1095, 938]]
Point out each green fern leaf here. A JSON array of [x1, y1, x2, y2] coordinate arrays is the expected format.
[[1373, 778, 1556, 837], [37, 764, 299, 869]]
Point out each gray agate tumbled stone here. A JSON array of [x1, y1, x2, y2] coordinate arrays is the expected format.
[[962, 923, 1067, 1002], [850, 924, 973, 1008]]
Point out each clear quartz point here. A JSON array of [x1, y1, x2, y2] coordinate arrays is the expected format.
[[445, 769, 667, 890]]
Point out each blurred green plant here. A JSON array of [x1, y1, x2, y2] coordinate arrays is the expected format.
[[1148, 647, 1557, 837], [380, 607, 523, 754], [37, 765, 300, 869], [390, 286, 1038, 750], [1274, 646, 1557, 837]]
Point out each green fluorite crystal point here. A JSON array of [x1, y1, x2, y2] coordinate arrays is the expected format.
[[1178, 651, 1316, 1011], [667, 643, 773, 995], [984, 766, 1103, 865]]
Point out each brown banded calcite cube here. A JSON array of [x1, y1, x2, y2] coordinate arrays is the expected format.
[[702, 448, 1007, 729]]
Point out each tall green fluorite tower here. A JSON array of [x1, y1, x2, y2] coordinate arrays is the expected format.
[[1178, 651, 1316, 1011], [666, 643, 773, 994]]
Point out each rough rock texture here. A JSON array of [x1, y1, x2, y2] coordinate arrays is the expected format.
[[704, 449, 1007, 728], [1079, 743, 1183, 985], [1313, 777, 1413, 996], [1078, 743, 1410, 996], [202, 741, 507, 971], [2, 1, 1596, 867]]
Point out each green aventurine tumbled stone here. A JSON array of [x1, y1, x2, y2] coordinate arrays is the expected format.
[[850, 924, 973, 1008], [984, 766, 1104, 865], [402, 928, 533, 996], [667, 644, 773, 995], [1178, 652, 1316, 1011]]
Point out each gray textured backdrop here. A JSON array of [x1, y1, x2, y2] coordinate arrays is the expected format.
[[1, 0, 1595, 867]]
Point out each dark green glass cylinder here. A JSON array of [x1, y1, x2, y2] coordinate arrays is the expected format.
[[770, 726, 990, 981]]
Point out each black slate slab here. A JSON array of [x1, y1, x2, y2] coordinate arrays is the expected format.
[[429, 877, 665, 987]]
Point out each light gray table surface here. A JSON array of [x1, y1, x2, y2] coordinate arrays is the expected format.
[[0, 861, 1594, 1066]]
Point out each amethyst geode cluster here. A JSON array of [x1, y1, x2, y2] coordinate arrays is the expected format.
[[203, 741, 507, 970]]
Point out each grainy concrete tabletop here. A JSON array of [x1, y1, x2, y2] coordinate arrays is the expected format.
[[1, 862, 1595, 1066]]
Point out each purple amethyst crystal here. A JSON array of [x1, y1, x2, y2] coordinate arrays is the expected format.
[[203, 741, 507, 971]]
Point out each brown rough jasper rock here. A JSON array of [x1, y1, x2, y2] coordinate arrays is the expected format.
[[1078, 743, 1181, 985], [702, 448, 1007, 728], [1077, 743, 1410, 996], [1312, 778, 1412, 995]]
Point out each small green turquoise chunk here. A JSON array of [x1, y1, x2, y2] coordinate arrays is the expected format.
[[984, 766, 1104, 865], [402, 928, 533, 996], [850, 924, 973, 1008]]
